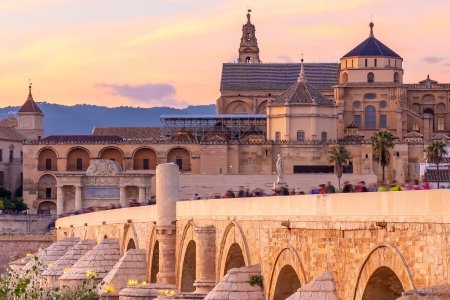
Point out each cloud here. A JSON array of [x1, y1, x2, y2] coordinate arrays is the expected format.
[[443, 63, 450, 67], [277, 54, 293, 63], [422, 56, 444, 64], [96, 83, 189, 108]]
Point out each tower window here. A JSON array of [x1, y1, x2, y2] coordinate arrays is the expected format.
[[395, 60, 397, 67], [374, 59, 377, 67], [246, 33, 251, 40], [345, 60, 347, 68], [296, 131, 305, 142], [245, 57, 251, 63], [275, 131, 281, 141], [365, 59, 368, 67], [367, 72, 374, 83]]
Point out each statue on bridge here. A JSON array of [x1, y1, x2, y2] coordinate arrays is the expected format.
[[274, 154, 287, 187]]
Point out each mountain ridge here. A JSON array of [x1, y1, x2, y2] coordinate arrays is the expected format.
[[0, 102, 216, 136]]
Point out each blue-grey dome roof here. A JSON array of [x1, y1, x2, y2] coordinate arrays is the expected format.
[[343, 23, 401, 58]]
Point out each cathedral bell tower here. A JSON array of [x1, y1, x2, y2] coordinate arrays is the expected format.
[[17, 82, 44, 140], [238, 9, 260, 64]]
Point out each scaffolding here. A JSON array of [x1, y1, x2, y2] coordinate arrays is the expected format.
[[160, 114, 266, 142]]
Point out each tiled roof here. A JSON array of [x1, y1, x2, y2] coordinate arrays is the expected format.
[[419, 75, 438, 84], [425, 170, 450, 182], [269, 64, 335, 106], [0, 126, 26, 141], [0, 116, 18, 127], [343, 24, 401, 58], [18, 93, 43, 113], [40, 135, 123, 143], [92, 126, 162, 139], [403, 131, 423, 138], [220, 63, 339, 91], [432, 134, 450, 140]]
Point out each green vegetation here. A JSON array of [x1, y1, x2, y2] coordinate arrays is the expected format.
[[328, 145, 350, 189], [370, 129, 395, 181], [425, 140, 448, 188], [248, 274, 263, 288], [0, 197, 28, 212], [0, 254, 101, 300]]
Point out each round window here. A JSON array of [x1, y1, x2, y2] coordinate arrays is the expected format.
[[380, 101, 387, 109], [353, 101, 361, 109], [412, 104, 420, 112], [437, 103, 446, 112]]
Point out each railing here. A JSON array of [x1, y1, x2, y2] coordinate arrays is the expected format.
[[66, 163, 89, 171], [0, 214, 52, 221], [37, 166, 57, 171]]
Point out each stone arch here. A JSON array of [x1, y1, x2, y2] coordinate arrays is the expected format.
[[166, 147, 191, 171], [37, 174, 57, 200], [257, 100, 268, 114], [37, 147, 58, 171], [146, 224, 158, 283], [181, 240, 196, 292], [121, 223, 139, 256], [353, 243, 414, 300], [273, 265, 301, 300], [342, 72, 349, 84], [66, 147, 91, 171], [126, 239, 136, 252], [225, 101, 251, 114], [361, 266, 404, 300], [98, 147, 124, 169], [177, 221, 196, 290], [268, 245, 307, 300], [223, 243, 246, 276], [133, 147, 158, 170], [217, 221, 251, 282], [37, 201, 56, 215]]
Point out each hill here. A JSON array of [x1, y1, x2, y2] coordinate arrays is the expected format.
[[0, 103, 216, 136]]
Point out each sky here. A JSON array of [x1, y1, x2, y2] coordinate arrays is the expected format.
[[1, 0, 450, 109]]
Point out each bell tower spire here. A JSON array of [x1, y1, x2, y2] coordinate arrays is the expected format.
[[238, 9, 260, 64]]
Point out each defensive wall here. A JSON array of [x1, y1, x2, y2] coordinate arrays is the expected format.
[[52, 169, 450, 300]]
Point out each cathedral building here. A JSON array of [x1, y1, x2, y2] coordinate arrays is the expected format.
[[18, 11, 450, 217]]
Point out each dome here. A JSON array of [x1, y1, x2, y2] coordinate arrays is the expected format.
[[343, 23, 401, 58]]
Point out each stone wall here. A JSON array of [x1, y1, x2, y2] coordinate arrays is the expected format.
[[0, 215, 53, 233], [0, 233, 53, 273]]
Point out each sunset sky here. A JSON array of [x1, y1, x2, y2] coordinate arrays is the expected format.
[[1, 0, 450, 109]]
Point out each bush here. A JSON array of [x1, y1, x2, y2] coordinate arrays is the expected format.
[[0, 253, 102, 299]]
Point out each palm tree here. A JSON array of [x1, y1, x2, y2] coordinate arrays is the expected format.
[[370, 129, 395, 182], [328, 145, 350, 189], [425, 140, 448, 188]]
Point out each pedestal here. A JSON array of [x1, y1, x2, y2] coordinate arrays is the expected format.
[[274, 176, 287, 188], [156, 225, 176, 285]]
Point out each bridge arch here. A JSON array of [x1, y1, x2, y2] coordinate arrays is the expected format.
[[146, 225, 158, 283], [268, 245, 306, 300], [217, 221, 251, 281], [121, 223, 139, 255], [353, 242, 414, 300], [178, 221, 197, 292]]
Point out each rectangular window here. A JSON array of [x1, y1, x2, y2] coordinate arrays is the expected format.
[[374, 59, 377, 67], [46, 187, 52, 198], [354, 115, 361, 128], [351, 59, 353, 68], [143, 158, 150, 170], [389, 59, 391, 66], [345, 60, 347, 68], [297, 131, 305, 142], [438, 117, 445, 131], [0, 171, 3, 185], [275, 131, 281, 141], [247, 158, 253, 166], [365, 59, 368, 67], [0, 149, 2, 162], [380, 115, 387, 128], [76, 158, 82, 170], [321, 132, 327, 142], [9, 150, 13, 163], [20, 151, 23, 163], [395, 60, 397, 67], [110, 158, 115, 161], [45, 158, 52, 170]]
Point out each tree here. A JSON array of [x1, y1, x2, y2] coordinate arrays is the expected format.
[[425, 140, 448, 188], [328, 145, 350, 189], [370, 129, 395, 182]]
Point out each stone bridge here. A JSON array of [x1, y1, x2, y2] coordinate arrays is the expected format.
[[17, 164, 450, 299]]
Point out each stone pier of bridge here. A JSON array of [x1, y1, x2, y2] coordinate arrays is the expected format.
[[11, 163, 450, 299]]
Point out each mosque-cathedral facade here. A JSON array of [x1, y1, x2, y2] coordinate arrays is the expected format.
[[6, 12, 450, 215]]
